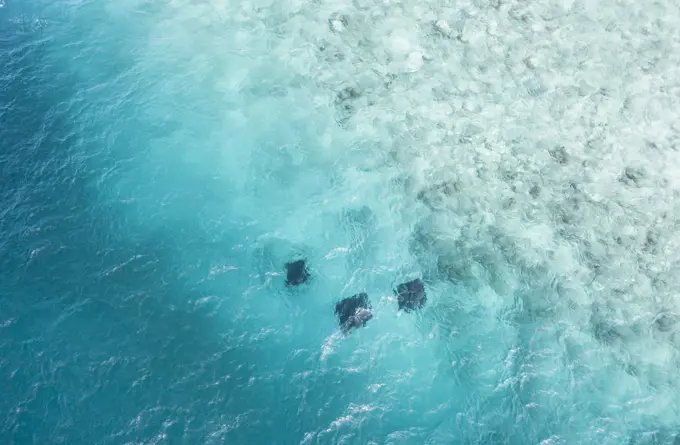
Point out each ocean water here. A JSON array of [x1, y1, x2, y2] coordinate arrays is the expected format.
[[3, 0, 680, 443]]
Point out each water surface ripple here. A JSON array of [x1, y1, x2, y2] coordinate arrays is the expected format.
[[2, 0, 680, 444]]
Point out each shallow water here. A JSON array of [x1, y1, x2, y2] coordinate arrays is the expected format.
[[2, 0, 680, 443]]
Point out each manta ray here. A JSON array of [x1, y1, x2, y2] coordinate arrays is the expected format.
[[335, 292, 373, 333], [395, 278, 427, 312], [285, 259, 309, 286]]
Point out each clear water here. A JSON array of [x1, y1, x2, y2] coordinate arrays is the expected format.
[[2, 0, 680, 443]]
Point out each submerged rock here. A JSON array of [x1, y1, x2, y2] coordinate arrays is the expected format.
[[619, 166, 645, 187], [334, 86, 362, 125]]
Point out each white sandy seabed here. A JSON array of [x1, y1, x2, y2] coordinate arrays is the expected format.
[[102, 0, 680, 442]]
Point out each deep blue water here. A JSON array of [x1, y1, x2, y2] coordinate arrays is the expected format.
[[3, 0, 680, 443]]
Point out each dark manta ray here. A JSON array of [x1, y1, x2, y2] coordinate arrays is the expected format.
[[285, 259, 309, 286], [395, 278, 427, 312], [335, 293, 373, 333]]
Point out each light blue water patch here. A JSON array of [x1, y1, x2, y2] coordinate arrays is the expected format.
[[3, 0, 680, 443]]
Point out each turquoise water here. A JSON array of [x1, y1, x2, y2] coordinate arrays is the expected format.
[[3, 0, 680, 443]]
